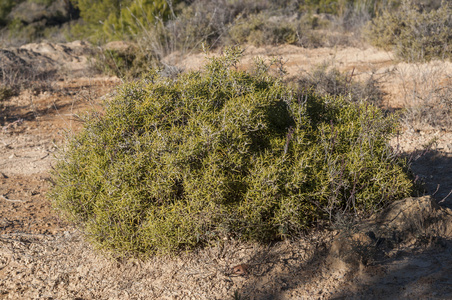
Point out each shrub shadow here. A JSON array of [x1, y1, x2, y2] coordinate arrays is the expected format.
[[331, 238, 452, 299], [408, 149, 452, 209], [232, 232, 334, 299], [1, 96, 78, 126]]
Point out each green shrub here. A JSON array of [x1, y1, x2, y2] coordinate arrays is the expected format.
[[228, 12, 299, 47], [366, 0, 452, 61], [136, 0, 289, 58], [7, 18, 36, 44], [227, 11, 351, 48], [70, 0, 180, 42], [50, 47, 414, 256], [91, 45, 158, 79], [140, 0, 232, 58], [0, 0, 22, 27], [0, 85, 15, 102], [135, 0, 363, 59]]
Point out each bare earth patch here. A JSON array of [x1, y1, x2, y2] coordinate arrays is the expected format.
[[1, 42, 452, 299]]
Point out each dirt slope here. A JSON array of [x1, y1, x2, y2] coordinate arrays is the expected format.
[[1, 42, 452, 299]]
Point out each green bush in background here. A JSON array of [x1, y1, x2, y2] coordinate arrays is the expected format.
[[103, 0, 175, 40], [366, 0, 451, 61], [91, 45, 157, 79], [228, 12, 299, 47], [2, 0, 448, 52], [50, 47, 413, 256], [0, 0, 21, 26], [71, 0, 180, 42]]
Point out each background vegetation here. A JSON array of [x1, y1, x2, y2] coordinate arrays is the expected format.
[[366, 0, 451, 62], [1, 1, 450, 63]]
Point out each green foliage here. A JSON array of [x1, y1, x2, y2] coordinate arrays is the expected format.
[[366, 0, 452, 61], [226, 8, 358, 49], [50, 47, 414, 256], [7, 17, 40, 43], [71, 0, 178, 42], [0, 85, 16, 119], [71, 0, 123, 26], [0, 0, 22, 26], [228, 13, 299, 47], [70, 0, 124, 41], [1, 0, 75, 44], [91, 45, 157, 79], [0, 85, 15, 102], [140, 0, 230, 58], [103, 0, 173, 40], [136, 0, 384, 56], [134, 0, 293, 58]]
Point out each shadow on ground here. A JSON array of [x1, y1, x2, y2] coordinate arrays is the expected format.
[[331, 238, 452, 299], [409, 149, 452, 208]]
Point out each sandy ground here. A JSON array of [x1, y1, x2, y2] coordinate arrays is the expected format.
[[1, 42, 452, 299]]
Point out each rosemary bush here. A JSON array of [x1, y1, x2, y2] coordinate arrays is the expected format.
[[50, 47, 414, 255], [366, 0, 451, 62]]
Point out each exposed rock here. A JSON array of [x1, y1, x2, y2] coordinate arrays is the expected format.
[[0, 40, 94, 81], [0, 48, 48, 83], [103, 41, 135, 53], [20, 40, 93, 73], [0, 49, 29, 68]]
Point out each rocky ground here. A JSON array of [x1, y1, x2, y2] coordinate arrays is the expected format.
[[0, 41, 452, 299]]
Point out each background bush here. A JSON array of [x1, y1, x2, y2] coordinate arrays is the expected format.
[[228, 12, 299, 47], [366, 0, 451, 62], [138, 0, 239, 59], [90, 44, 158, 79], [2, 0, 448, 54], [50, 48, 414, 256], [0, 0, 78, 45], [0, 0, 21, 27], [59, 0, 182, 43]]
